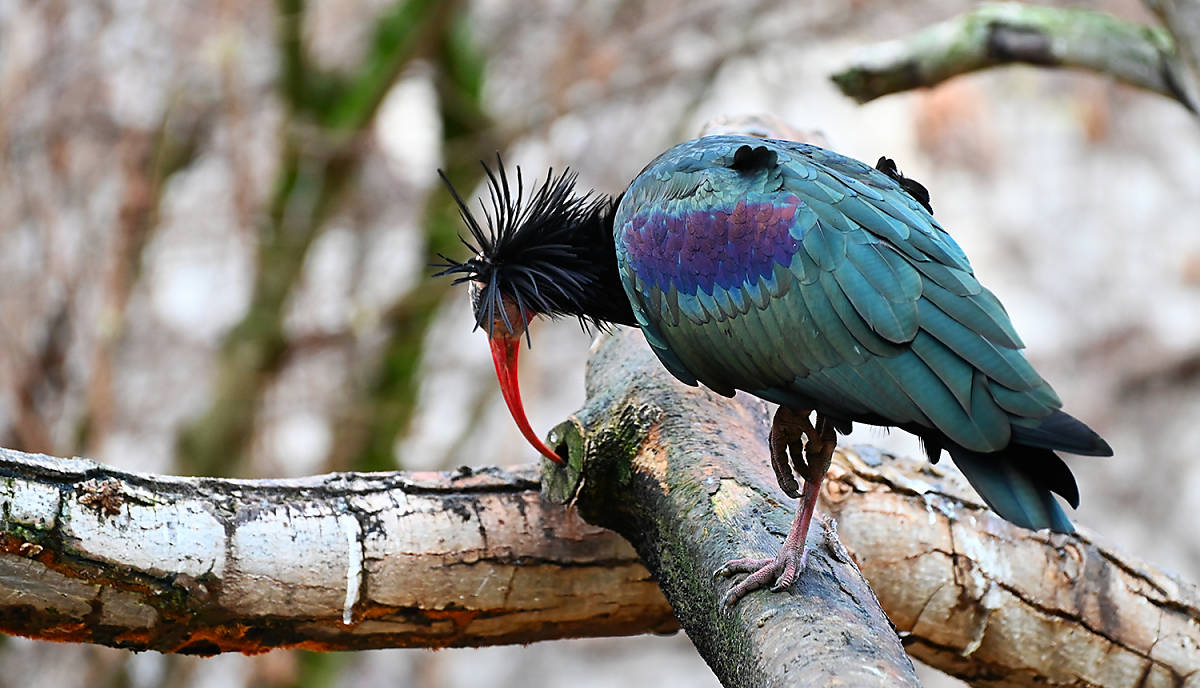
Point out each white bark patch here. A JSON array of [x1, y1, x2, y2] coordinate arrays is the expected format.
[[350, 491, 489, 608], [60, 494, 226, 579], [340, 513, 362, 625], [954, 518, 1014, 583], [0, 449, 677, 651], [1, 478, 62, 529], [224, 501, 356, 617]]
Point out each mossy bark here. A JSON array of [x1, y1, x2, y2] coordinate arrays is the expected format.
[[542, 328, 920, 688]]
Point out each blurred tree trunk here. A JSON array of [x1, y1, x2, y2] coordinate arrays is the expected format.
[[174, 0, 498, 478]]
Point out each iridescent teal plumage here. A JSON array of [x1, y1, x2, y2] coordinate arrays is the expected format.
[[614, 135, 1110, 533], [439, 135, 1113, 604]]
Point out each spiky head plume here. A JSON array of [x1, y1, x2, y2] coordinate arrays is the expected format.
[[434, 157, 636, 338]]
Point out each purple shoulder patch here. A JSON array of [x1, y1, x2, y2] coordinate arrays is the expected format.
[[622, 195, 803, 295]]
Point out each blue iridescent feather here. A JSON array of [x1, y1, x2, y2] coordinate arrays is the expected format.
[[613, 135, 1110, 533]]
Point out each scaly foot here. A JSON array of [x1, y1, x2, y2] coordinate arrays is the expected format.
[[715, 410, 836, 606], [714, 542, 809, 606]]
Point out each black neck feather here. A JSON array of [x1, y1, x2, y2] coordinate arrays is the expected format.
[[435, 158, 637, 337]]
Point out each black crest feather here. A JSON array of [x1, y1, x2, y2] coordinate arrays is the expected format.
[[434, 157, 635, 339], [876, 156, 933, 215]]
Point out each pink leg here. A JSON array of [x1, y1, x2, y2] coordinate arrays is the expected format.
[[716, 410, 835, 606], [714, 475, 822, 606]]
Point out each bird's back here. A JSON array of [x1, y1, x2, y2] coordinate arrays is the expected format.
[[613, 135, 1110, 532]]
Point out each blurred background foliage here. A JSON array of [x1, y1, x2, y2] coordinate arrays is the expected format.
[[0, 0, 1198, 686]]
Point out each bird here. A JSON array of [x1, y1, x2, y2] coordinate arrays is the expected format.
[[435, 135, 1112, 606]]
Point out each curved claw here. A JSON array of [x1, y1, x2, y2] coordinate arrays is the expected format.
[[716, 411, 834, 606]]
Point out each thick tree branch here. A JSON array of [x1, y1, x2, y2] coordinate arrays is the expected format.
[[831, 2, 1198, 113], [0, 329, 1196, 687], [540, 329, 921, 688], [821, 446, 1200, 688], [0, 448, 675, 653]]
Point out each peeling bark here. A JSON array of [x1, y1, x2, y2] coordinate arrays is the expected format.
[[540, 329, 921, 688], [0, 449, 676, 653], [820, 446, 1200, 688], [0, 330, 1196, 688]]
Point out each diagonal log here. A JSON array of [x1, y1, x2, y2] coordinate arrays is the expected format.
[[540, 328, 921, 688]]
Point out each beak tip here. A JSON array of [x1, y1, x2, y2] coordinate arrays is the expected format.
[[534, 438, 565, 465], [490, 331, 565, 466]]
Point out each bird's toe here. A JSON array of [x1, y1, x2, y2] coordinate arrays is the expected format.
[[769, 548, 808, 592], [714, 557, 773, 580], [718, 546, 809, 606]]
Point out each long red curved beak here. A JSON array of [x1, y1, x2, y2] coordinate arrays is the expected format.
[[489, 331, 563, 464]]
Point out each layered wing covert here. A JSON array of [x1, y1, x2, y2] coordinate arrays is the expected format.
[[614, 136, 1062, 453]]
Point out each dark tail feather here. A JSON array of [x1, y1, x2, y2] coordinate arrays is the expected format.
[[1011, 410, 1112, 456], [947, 444, 1079, 533]]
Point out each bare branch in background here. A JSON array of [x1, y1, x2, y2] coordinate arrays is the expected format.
[[1145, 0, 1200, 108], [9, 303, 71, 455], [82, 122, 202, 457], [831, 2, 1198, 114]]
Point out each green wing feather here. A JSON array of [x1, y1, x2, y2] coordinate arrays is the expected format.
[[615, 137, 1062, 454]]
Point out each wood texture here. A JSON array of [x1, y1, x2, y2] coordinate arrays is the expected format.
[[541, 329, 921, 688], [830, 2, 1198, 113], [821, 446, 1200, 688], [0, 330, 1196, 687], [0, 449, 676, 653]]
